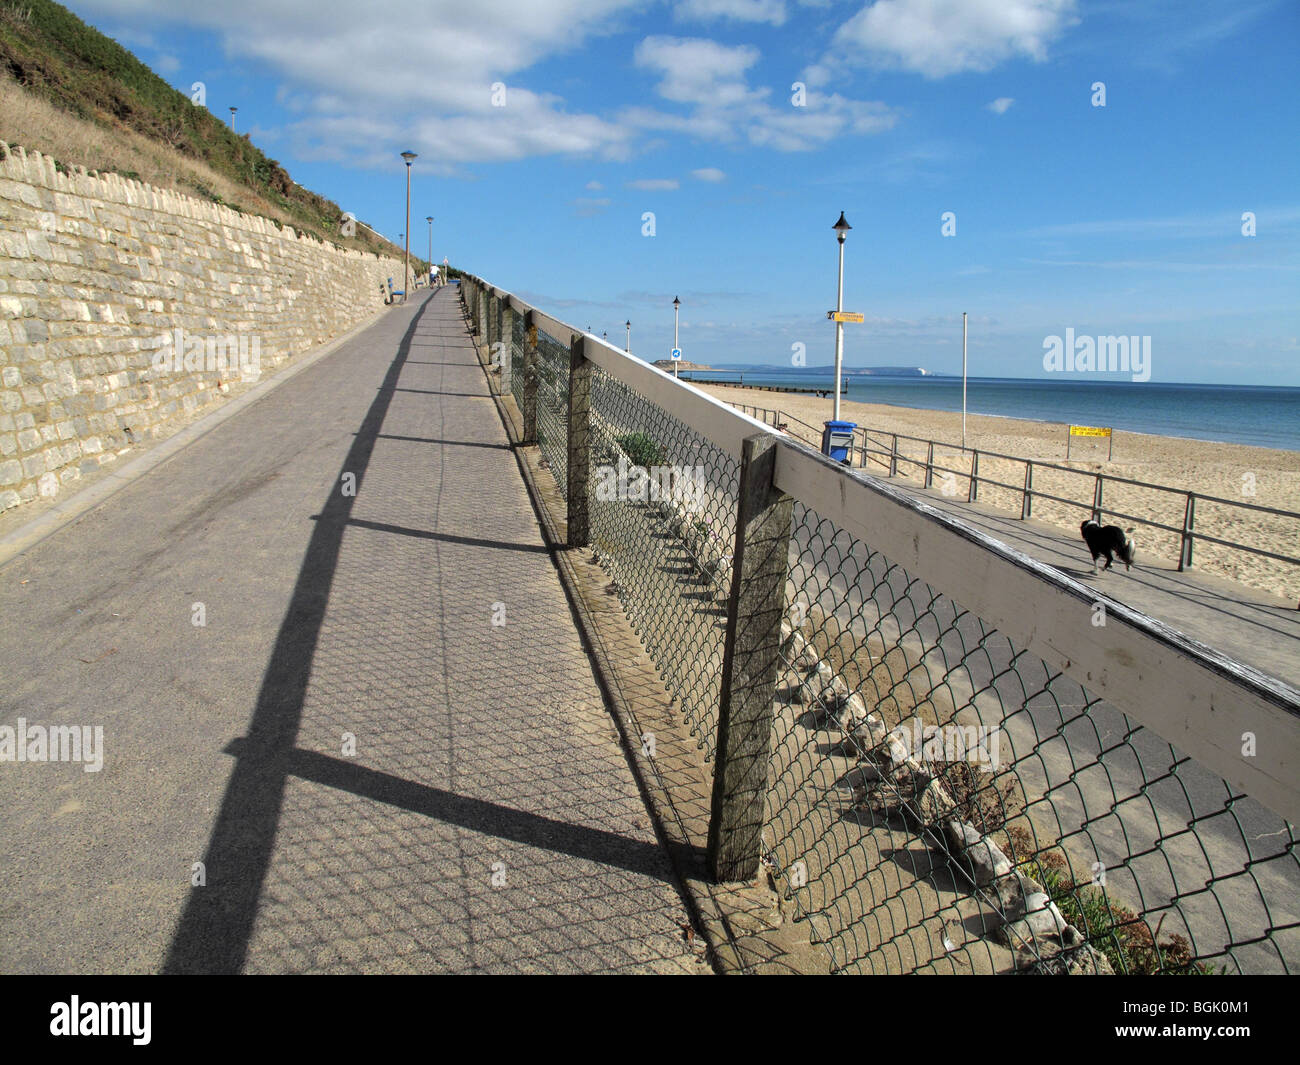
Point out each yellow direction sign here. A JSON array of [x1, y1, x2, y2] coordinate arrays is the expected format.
[[828, 311, 865, 323], [1069, 425, 1111, 437]]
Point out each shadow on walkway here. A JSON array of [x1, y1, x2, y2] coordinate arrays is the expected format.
[[162, 299, 435, 973]]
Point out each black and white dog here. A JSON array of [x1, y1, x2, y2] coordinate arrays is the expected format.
[[1080, 520, 1136, 573]]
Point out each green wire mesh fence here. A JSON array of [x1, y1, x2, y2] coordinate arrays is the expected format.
[[769, 503, 1299, 974], [586, 363, 740, 759], [533, 327, 570, 487], [464, 277, 1300, 976]]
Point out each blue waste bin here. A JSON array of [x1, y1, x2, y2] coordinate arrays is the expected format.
[[822, 420, 856, 465]]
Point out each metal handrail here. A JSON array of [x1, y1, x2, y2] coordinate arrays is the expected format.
[[767, 411, 1300, 574]]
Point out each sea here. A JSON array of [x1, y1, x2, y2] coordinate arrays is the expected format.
[[690, 371, 1300, 452]]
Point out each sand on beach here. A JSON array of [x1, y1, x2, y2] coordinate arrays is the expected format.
[[699, 383, 1300, 605]]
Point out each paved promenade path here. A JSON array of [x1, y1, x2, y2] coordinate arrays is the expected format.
[[0, 286, 701, 974]]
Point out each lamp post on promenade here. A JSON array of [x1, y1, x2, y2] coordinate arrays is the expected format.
[[831, 211, 851, 422], [672, 296, 681, 379], [400, 151, 418, 298], [625, 320, 631, 352], [427, 216, 433, 285]]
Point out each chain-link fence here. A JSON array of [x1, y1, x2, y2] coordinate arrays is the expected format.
[[586, 364, 740, 759], [533, 326, 570, 489], [769, 502, 1298, 974], [461, 276, 1300, 976]]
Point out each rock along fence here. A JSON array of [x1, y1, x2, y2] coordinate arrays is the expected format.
[[0, 141, 400, 513]]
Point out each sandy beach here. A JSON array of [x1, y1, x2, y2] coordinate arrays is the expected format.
[[698, 383, 1300, 605]]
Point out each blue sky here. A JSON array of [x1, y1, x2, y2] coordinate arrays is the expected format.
[[70, 0, 1300, 384]]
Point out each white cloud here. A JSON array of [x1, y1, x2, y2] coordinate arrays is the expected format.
[[692, 167, 726, 181], [630, 35, 898, 151], [573, 197, 612, 216], [1024, 206, 1300, 240], [77, 2, 902, 166], [627, 178, 680, 190], [585, 180, 604, 190], [74, 0, 643, 167], [987, 96, 1015, 114], [634, 36, 765, 108], [674, 0, 787, 25], [831, 0, 1079, 78]]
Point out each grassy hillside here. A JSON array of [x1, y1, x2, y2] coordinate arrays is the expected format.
[[0, 0, 428, 270]]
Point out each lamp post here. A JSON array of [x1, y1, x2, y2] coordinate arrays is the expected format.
[[400, 151, 417, 299], [426, 216, 433, 286], [672, 296, 681, 379], [229, 106, 237, 131], [831, 211, 851, 422], [625, 320, 631, 352]]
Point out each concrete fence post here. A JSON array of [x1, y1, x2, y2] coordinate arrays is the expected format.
[[707, 432, 795, 883], [566, 334, 592, 547], [521, 312, 539, 446], [924, 440, 934, 489], [1022, 462, 1034, 520], [968, 449, 980, 503]]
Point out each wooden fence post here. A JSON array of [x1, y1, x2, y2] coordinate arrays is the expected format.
[[566, 334, 591, 548], [924, 441, 934, 489], [499, 303, 513, 396], [1092, 474, 1103, 524], [478, 286, 489, 358], [889, 434, 899, 478], [968, 449, 980, 502], [708, 433, 795, 883], [1022, 462, 1033, 520], [521, 312, 539, 445]]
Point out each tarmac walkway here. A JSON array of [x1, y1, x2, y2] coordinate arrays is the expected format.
[[0, 285, 702, 974]]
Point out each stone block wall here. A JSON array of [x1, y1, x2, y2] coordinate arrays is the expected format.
[[0, 142, 402, 512]]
